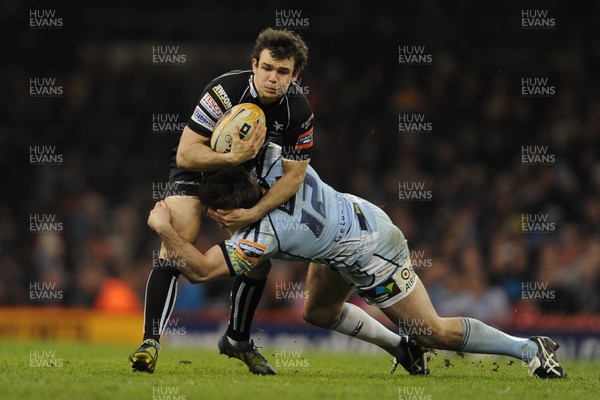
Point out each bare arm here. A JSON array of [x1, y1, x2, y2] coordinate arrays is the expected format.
[[208, 158, 309, 231], [175, 124, 266, 172], [148, 201, 230, 283], [252, 158, 309, 219]]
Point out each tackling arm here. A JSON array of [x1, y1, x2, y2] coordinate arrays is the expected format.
[[148, 201, 231, 283], [251, 158, 309, 219], [208, 158, 309, 231]]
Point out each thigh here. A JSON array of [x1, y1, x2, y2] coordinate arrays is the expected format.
[[304, 262, 354, 313], [159, 195, 204, 257], [380, 278, 441, 329]]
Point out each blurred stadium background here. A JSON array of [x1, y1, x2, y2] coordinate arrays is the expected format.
[[1, 1, 599, 358]]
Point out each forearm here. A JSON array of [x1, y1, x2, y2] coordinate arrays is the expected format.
[[252, 172, 303, 219], [176, 142, 237, 172], [154, 224, 212, 282]]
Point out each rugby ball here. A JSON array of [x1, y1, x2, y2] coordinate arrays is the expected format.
[[210, 103, 266, 153]]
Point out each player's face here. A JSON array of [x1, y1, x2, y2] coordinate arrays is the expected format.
[[252, 49, 298, 104]]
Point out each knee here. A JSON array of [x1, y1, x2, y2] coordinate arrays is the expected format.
[[302, 304, 342, 328]]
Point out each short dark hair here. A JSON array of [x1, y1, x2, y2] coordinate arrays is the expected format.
[[199, 166, 262, 210], [251, 27, 308, 74]]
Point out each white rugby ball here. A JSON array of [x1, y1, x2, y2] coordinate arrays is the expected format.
[[210, 103, 266, 153]]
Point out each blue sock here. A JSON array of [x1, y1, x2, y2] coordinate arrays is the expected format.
[[459, 317, 538, 362]]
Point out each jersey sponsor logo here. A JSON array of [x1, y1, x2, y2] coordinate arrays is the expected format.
[[200, 93, 223, 120], [191, 105, 214, 130], [361, 275, 403, 304], [395, 263, 416, 292], [401, 268, 411, 280], [236, 239, 267, 263], [212, 84, 232, 109], [375, 282, 395, 296], [225, 244, 247, 275], [295, 128, 313, 150], [300, 113, 314, 130]]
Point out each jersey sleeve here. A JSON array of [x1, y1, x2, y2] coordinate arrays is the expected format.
[[187, 72, 240, 138], [219, 220, 277, 276], [282, 96, 314, 161]]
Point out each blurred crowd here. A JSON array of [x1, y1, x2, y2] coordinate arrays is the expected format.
[[2, 1, 600, 322]]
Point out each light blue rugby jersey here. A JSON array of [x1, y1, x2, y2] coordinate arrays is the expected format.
[[220, 143, 380, 276]]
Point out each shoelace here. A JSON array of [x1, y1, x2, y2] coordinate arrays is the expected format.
[[390, 358, 400, 375]]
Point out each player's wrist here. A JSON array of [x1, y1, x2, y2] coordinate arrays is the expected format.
[[223, 151, 242, 166], [153, 221, 174, 236], [249, 205, 267, 222]]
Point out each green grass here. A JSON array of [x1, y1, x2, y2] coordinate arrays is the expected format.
[[0, 340, 598, 400]]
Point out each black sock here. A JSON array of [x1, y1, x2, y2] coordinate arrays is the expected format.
[[226, 273, 267, 342], [143, 259, 180, 342]]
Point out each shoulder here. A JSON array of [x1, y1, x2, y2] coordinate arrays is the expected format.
[[284, 90, 313, 128], [201, 70, 251, 110], [285, 85, 312, 114], [210, 69, 251, 85], [206, 70, 251, 94]]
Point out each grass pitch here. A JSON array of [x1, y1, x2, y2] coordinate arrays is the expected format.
[[1, 339, 598, 400]]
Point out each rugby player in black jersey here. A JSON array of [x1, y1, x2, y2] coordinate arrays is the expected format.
[[129, 28, 314, 374]]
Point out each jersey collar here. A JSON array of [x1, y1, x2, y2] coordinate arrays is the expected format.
[[249, 74, 259, 98]]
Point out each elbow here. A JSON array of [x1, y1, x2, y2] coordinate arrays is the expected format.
[[292, 175, 304, 192], [186, 275, 204, 284], [186, 273, 208, 284], [175, 151, 189, 170]]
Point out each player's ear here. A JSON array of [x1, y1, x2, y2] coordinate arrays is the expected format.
[[252, 58, 259, 72], [292, 70, 300, 81]]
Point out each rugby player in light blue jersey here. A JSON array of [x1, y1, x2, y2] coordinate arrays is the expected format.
[[146, 143, 565, 379]]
